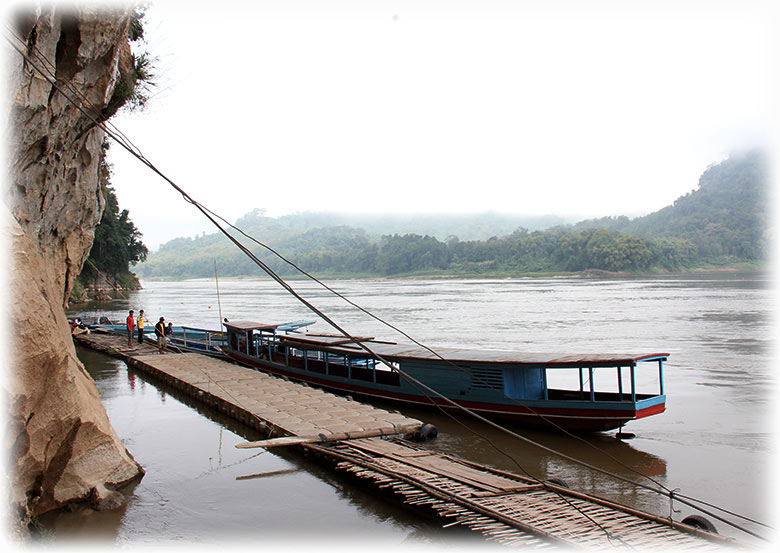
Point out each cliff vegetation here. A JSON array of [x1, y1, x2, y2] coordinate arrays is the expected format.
[[70, 140, 148, 302]]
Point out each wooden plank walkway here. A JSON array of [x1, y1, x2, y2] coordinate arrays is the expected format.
[[75, 330, 738, 549]]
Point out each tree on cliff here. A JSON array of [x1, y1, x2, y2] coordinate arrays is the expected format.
[[75, 140, 148, 295]]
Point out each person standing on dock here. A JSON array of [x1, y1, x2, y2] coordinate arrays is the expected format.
[[137, 309, 145, 344], [155, 317, 167, 354], [126, 310, 135, 348]]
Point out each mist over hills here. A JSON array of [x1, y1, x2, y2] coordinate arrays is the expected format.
[[137, 150, 768, 279], [237, 211, 573, 243]]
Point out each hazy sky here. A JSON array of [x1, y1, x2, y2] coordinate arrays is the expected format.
[[103, 0, 775, 249]]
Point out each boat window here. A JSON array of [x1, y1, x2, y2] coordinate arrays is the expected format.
[[544, 364, 664, 402], [375, 360, 400, 386], [376, 360, 399, 373]]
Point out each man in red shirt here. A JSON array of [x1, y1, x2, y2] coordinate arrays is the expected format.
[[126, 310, 135, 347]]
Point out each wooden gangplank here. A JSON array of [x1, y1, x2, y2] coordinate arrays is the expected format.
[[307, 438, 737, 549]]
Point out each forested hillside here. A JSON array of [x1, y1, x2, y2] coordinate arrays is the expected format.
[[571, 150, 769, 261], [137, 151, 768, 279]]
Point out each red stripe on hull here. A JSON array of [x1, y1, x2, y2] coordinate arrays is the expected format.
[[635, 402, 666, 419]]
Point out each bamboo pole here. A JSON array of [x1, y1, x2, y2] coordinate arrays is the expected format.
[[214, 259, 224, 331], [235, 423, 422, 449]]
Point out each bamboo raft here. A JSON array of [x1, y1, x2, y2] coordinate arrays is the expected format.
[[306, 437, 736, 549], [74, 331, 738, 548]]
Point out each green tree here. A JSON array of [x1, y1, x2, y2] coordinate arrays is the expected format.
[[78, 140, 147, 284], [376, 234, 449, 275]]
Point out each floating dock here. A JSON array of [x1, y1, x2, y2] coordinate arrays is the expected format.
[[74, 331, 738, 549], [75, 332, 423, 441]]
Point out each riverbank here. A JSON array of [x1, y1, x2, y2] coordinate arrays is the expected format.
[[68, 271, 143, 304]]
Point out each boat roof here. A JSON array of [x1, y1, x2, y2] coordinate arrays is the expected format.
[[224, 320, 316, 333], [280, 334, 668, 368], [224, 321, 280, 331]]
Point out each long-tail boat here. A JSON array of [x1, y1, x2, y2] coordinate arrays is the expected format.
[[222, 320, 667, 432]]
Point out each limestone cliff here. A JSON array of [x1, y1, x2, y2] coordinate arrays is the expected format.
[[5, 5, 145, 527]]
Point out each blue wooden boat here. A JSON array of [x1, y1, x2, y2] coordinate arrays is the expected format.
[[222, 321, 668, 432], [89, 323, 227, 357]]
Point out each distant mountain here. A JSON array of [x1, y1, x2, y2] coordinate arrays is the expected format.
[[137, 151, 769, 279], [138, 211, 572, 279], [571, 150, 769, 262]]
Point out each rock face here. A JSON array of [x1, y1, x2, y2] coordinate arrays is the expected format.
[[5, 6, 144, 524]]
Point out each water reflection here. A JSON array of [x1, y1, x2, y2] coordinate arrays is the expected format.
[[398, 402, 669, 494]]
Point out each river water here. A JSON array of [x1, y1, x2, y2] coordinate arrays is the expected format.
[[51, 272, 774, 547]]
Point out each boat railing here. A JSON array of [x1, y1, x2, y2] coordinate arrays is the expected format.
[[542, 360, 665, 403], [176, 327, 227, 351], [242, 331, 401, 386]]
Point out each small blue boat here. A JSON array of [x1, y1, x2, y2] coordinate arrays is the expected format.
[[88, 323, 227, 357]]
